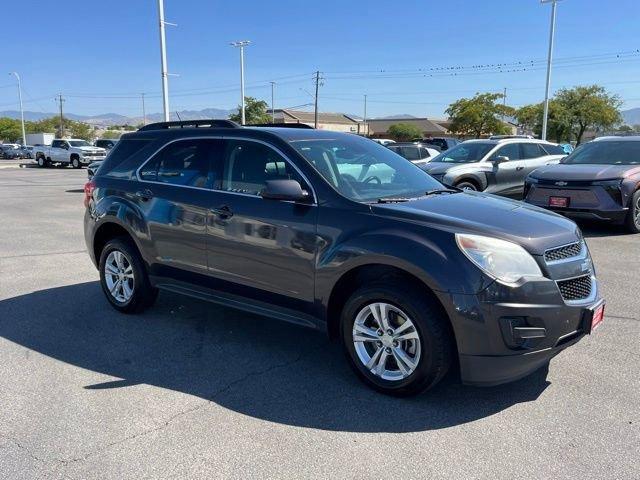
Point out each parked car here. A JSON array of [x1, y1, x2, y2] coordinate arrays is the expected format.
[[524, 136, 640, 233], [387, 142, 441, 165], [95, 138, 119, 150], [422, 137, 460, 151], [371, 138, 395, 146], [0, 144, 21, 159], [84, 120, 603, 396], [19, 145, 34, 159], [422, 138, 567, 198], [34, 139, 107, 168]]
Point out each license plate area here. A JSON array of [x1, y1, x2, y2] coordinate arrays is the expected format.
[[584, 300, 605, 334], [549, 196, 570, 208]]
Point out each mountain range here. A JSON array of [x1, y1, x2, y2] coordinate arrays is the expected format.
[[0, 108, 637, 127]]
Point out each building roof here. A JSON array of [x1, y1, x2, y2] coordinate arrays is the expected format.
[[274, 109, 359, 125], [367, 118, 448, 134]]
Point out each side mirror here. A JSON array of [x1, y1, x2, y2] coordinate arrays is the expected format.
[[491, 155, 509, 164], [261, 179, 311, 202]]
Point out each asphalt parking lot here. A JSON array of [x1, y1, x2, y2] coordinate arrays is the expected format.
[[0, 162, 638, 480]]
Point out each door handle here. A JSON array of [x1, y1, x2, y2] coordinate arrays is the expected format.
[[135, 189, 154, 200], [210, 205, 233, 219], [516, 166, 525, 171]]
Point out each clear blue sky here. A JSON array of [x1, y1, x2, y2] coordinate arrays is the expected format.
[[1, 0, 639, 119]]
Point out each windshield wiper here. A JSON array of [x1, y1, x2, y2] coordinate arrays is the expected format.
[[425, 188, 460, 195], [376, 197, 411, 203]]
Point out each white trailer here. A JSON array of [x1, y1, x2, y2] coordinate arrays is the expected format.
[[25, 133, 55, 146]]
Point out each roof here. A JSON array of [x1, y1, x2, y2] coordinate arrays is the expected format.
[[463, 138, 559, 146], [366, 118, 447, 134], [593, 135, 640, 142], [275, 109, 359, 125]]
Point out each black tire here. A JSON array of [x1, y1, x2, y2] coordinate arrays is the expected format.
[[455, 180, 479, 191], [37, 155, 49, 168], [624, 190, 640, 234], [340, 282, 454, 396], [71, 156, 81, 169], [99, 237, 158, 313]]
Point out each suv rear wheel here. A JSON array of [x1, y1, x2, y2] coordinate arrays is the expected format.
[[625, 190, 640, 234], [99, 237, 158, 313], [340, 283, 453, 396]]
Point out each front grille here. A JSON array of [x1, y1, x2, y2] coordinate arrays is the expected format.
[[557, 275, 592, 301], [544, 241, 583, 262]]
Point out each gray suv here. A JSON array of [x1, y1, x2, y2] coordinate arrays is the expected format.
[[422, 139, 566, 198]]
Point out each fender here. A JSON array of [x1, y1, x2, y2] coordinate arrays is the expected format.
[[88, 188, 153, 266], [315, 226, 493, 311], [449, 170, 488, 190]]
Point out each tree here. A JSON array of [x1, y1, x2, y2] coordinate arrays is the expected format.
[[515, 101, 572, 142], [446, 92, 515, 138], [103, 129, 123, 139], [23, 116, 95, 140], [554, 85, 622, 145], [387, 123, 424, 141], [0, 117, 23, 142], [229, 96, 271, 124]]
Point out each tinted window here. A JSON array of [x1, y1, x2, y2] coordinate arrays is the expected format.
[[69, 140, 91, 147], [220, 140, 305, 195], [400, 146, 420, 160], [562, 141, 640, 165], [419, 147, 433, 159], [99, 138, 152, 178], [139, 139, 219, 188], [521, 143, 545, 159], [428, 139, 446, 150], [493, 143, 521, 161], [51, 140, 64, 148], [431, 142, 495, 163], [540, 143, 566, 155], [290, 134, 443, 202]]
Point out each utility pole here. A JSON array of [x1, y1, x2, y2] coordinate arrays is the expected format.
[[56, 94, 65, 138], [157, 0, 176, 122], [363, 94, 368, 137], [314, 70, 320, 129], [141, 93, 147, 125], [541, 0, 561, 140], [9, 72, 26, 146], [231, 40, 250, 125], [270, 81, 276, 123]]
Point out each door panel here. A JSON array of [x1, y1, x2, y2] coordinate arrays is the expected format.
[[206, 139, 319, 306], [136, 138, 224, 274], [486, 143, 524, 196]]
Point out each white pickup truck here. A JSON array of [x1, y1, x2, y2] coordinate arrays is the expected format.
[[34, 139, 107, 168]]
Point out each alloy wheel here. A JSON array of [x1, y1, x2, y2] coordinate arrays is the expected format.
[[635, 196, 640, 227], [352, 302, 422, 381], [104, 250, 135, 303]]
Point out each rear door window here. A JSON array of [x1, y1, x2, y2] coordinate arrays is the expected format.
[[139, 139, 223, 188], [521, 143, 546, 159], [540, 143, 566, 155], [492, 143, 521, 161], [400, 146, 420, 160]]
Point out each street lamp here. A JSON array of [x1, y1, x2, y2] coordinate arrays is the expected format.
[[8, 72, 26, 146], [230, 40, 250, 125], [541, 0, 562, 140]]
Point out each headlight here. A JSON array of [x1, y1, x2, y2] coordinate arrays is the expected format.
[[455, 233, 544, 284]]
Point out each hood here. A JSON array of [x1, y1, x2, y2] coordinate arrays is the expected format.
[[420, 162, 468, 175], [530, 163, 640, 181], [372, 192, 579, 255]]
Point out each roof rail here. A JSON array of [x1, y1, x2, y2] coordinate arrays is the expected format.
[[138, 119, 240, 131], [247, 122, 314, 129]]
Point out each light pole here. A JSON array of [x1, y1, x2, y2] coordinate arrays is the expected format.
[[231, 40, 250, 125], [157, 0, 176, 122], [363, 94, 368, 137], [541, 0, 561, 140], [9, 72, 26, 145], [270, 81, 276, 123]]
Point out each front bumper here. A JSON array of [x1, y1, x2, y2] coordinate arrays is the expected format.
[[436, 274, 602, 387], [81, 156, 106, 164], [524, 183, 628, 223]]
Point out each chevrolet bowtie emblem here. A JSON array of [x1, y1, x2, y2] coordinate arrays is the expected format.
[[555, 181, 568, 186]]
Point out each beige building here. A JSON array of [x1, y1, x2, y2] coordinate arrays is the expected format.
[[270, 109, 364, 133], [366, 118, 449, 139]]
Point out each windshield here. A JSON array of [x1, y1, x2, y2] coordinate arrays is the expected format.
[[68, 140, 91, 147], [430, 142, 495, 163], [562, 141, 640, 165], [290, 135, 443, 202]]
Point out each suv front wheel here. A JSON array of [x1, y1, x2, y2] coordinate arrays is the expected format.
[[340, 283, 453, 396], [99, 237, 158, 313]]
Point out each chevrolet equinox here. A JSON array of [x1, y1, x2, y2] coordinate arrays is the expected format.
[[83, 120, 604, 396]]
